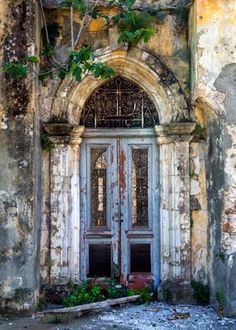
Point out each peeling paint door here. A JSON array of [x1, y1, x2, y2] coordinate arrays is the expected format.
[[80, 129, 159, 288]]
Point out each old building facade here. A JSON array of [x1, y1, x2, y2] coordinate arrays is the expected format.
[[0, 0, 236, 316]]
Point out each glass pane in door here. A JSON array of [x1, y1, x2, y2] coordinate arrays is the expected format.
[[91, 147, 107, 227]]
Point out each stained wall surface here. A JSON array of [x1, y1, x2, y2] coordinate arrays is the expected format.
[[0, 0, 40, 313], [190, 0, 236, 316]]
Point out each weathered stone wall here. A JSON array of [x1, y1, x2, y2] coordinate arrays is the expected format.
[[190, 0, 236, 316], [1, 0, 236, 316], [190, 140, 208, 283], [0, 0, 40, 313]]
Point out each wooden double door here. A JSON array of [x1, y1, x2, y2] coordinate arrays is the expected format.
[[80, 129, 159, 288]]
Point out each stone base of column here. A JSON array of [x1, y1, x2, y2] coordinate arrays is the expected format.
[[158, 279, 194, 304]]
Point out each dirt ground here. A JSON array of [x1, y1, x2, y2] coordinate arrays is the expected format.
[[1, 303, 236, 330]]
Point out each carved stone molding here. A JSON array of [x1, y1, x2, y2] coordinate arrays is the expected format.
[[155, 123, 196, 144], [43, 123, 85, 145]]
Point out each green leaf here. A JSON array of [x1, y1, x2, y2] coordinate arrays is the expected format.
[[89, 62, 116, 79], [72, 65, 82, 81], [118, 27, 154, 45], [69, 46, 92, 65], [3, 62, 28, 79], [58, 70, 67, 80], [26, 56, 39, 64], [117, 9, 155, 45], [90, 9, 99, 19], [111, 14, 122, 24]]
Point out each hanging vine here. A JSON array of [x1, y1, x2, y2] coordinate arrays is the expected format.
[[2, 0, 157, 82]]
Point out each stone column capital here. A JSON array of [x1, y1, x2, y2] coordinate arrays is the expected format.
[[70, 126, 85, 146], [43, 123, 85, 146], [155, 123, 196, 144]]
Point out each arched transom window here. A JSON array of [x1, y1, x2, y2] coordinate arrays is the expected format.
[[80, 76, 158, 128]]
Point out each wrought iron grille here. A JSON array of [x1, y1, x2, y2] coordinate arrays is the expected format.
[[131, 147, 149, 227], [80, 76, 158, 128]]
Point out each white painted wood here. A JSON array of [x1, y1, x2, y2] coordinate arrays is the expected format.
[[121, 137, 159, 286], [80, 138, 118, 279], [34, 295, 140, 320], [83, 128, 155, 138]]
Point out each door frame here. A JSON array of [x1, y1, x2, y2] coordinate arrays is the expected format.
[[80, 128, 160, 287]]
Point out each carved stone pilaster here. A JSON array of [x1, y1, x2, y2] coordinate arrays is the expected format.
[[155, 123, 195, 284], [45, 124, 84, 283], [68, 126, 84, 282]]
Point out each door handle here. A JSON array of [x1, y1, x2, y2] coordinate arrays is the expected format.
[[115, 219, 124, 223]]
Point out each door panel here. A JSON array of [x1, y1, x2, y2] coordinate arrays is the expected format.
[[119, 137, 159, 287], [80, 139, 118, 279], [80, 132, 159, 287]]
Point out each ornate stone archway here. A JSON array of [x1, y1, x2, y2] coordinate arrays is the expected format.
[[51, 48, 190, 125], [42, 48, 195, 287]]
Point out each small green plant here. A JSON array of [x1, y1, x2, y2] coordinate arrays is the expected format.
[[191, 280, 210, 306], [106, 278, 132, 299], [118, 11, 155, 45], [62, 280, 155, 307], [41, 132, 54, 151], [63, 282, 103, 307], [62, 46, 116, 81], [3, 56, 39, 79], [136, 287, 154, 304]]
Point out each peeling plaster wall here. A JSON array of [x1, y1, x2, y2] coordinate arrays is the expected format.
[[190, 141, 208, 283], [191, 0, 236, 316], [0, 0, 40, 313]]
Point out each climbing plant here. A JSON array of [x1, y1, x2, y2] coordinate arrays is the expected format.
[[3, 0, 156, 82]]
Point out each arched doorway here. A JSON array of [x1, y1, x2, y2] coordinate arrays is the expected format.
[[79, 76, 160, 288], [43, 50, 194, 289]]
